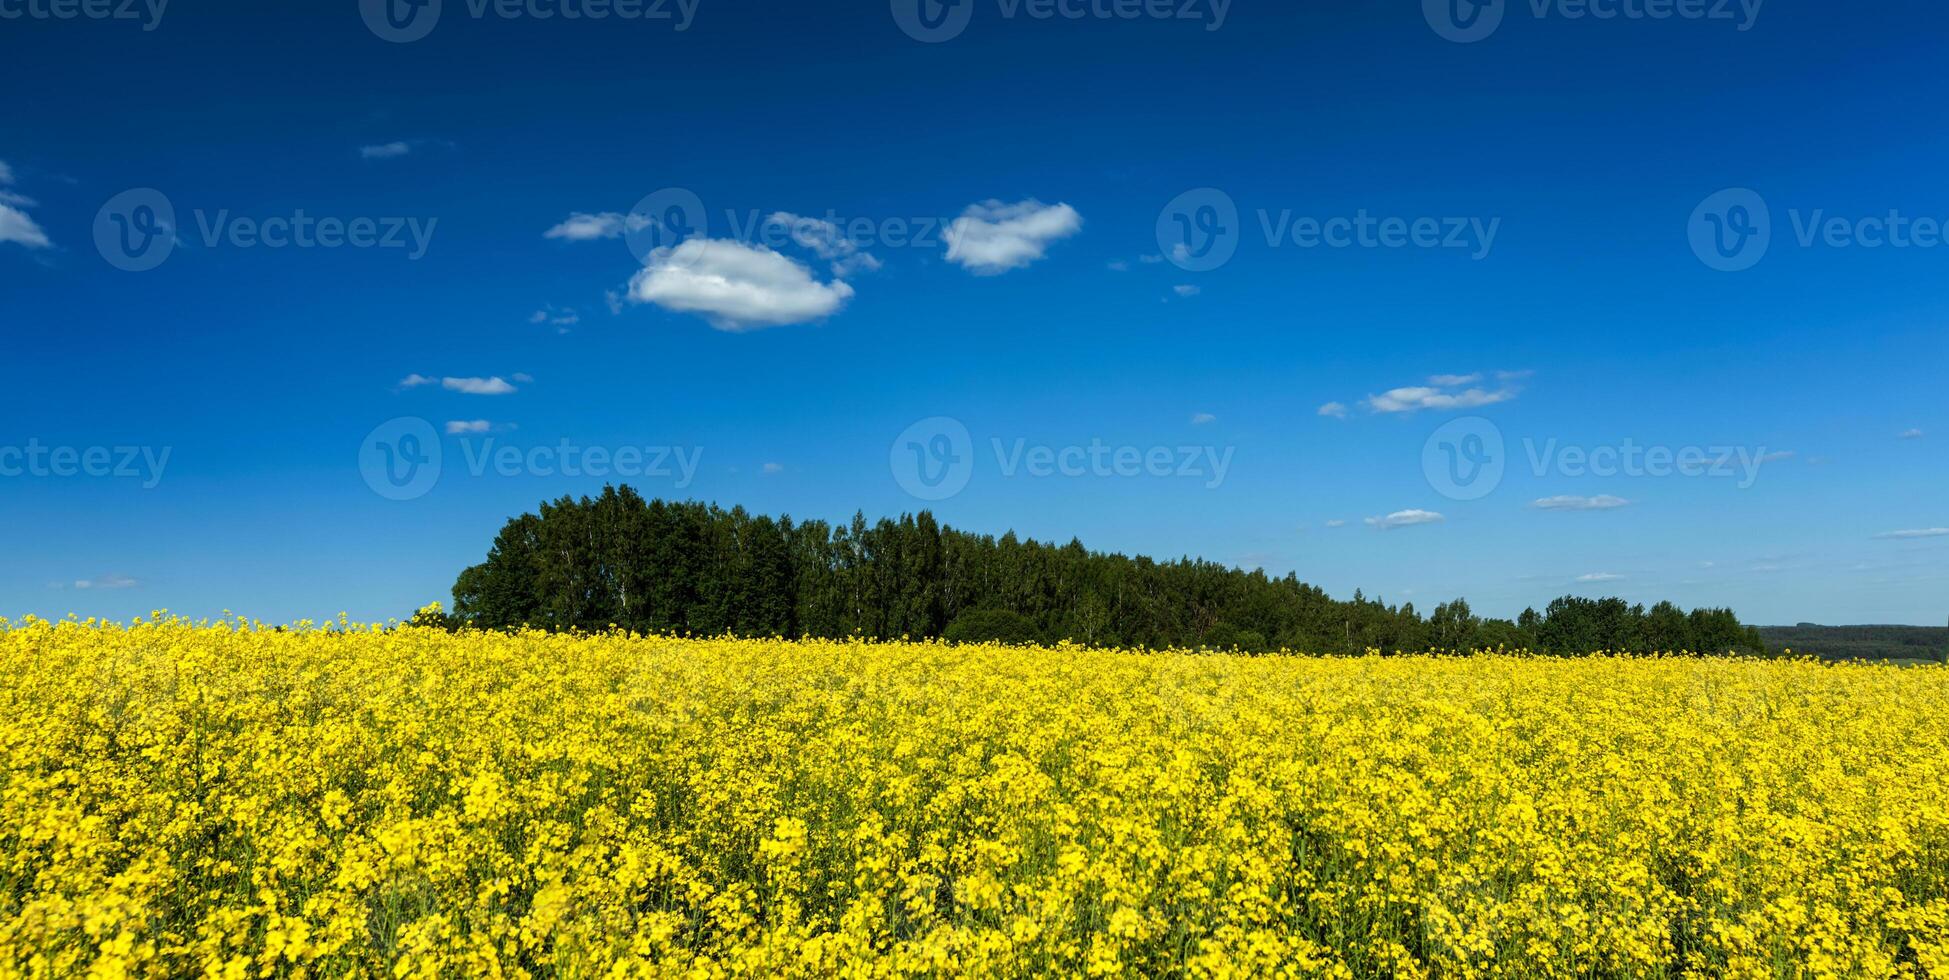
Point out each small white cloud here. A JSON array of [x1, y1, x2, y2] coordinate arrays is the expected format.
[[73, 573, 140, 590], [1496, 369, 1535, 382], [1756, 451, 1796, 464], [402, 375, 519, 395], [445, 420, 493, 434], [529, 307, 579, 331], [0, 162, 50, 249], [1366, 509, 1445, 530], [1137, 253, 1164, 264], [360, 141, 412, 160], [605, 289, 625, 316], [1532, 494, 1632, 511], [1364, 385, 1519, 414], [1172, 284, 1201, 297], [1318, 401, 1350, 419], [628, 238, 854, 330], [544, 211, 640, 241], [1325, 519, 1348, 528], [446, 376, 516, 395], [1575, 572, 1624, 583], [761, 462, 785, 475], [1875, 528, 1949, 540], [1427, 373, 1482, 386], [1900, 428, 1924, 440], [1106, 260, 1130, 272], [1190, 412, 1217, 425], [0, 202, 50, 249], [942, 199, 1082, 274], [511, 372, 534, 384]]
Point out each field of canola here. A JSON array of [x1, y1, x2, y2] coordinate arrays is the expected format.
[[2, 616, 1947, 978]]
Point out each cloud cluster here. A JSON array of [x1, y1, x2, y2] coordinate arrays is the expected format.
[[943, 199, 1082, 275], [766, 212, 882, 277]]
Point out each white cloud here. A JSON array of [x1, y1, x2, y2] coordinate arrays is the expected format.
[[1173, 284, 1201, 297], [1427, 373, 1482, 386], [1324, 520, 1348, 528], [627, 238, 854, 331], [400, 375, 519, 395], [1365, 509, 1445, 530], [1532, 494, 1632, 511], [446, 420, 493, 434], [1901, 428, 1924, 440], [1875, 528, 1949, 540], [761, 462, 785, 475], [1137, 253, 1164, 264], [512, 372, 534, 383], [605, 289, 625, 315], [0, 161, 50, 249], [1106, 260, 1130, 272], [1190, 412, 1216, 425], [544, 211, 638, 241], [360, 141, 412, 160], [1318, 401, 1350, 419], [1756, 451, 1796, 464], [942, 199, 1082, 274], [1576, 572, 1624, 583], [766, 212, 881, 277], [1364, 384, 1519, 414], [1496, 369, 1534, 382], [530, 307, 579, 332], [73, 573, 140, 590]]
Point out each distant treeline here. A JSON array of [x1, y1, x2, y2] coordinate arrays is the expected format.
[[446, 488, 1767, 655], [1757, 624, 1949, 663]]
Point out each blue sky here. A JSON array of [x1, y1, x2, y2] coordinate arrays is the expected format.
[[2, 0, 1945, 626]]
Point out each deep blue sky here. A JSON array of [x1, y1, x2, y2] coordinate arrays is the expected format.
[[3, 0, 1945, 626]]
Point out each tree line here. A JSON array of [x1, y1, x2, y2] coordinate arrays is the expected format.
[[444, 487, 1767, 655]]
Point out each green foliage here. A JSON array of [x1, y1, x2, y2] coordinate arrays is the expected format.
[[449, 488, 1768, 656], [942, 608, 1041, 645]]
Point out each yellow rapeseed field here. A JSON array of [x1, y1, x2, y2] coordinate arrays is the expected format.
[[2, 615, 1947, 978]]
